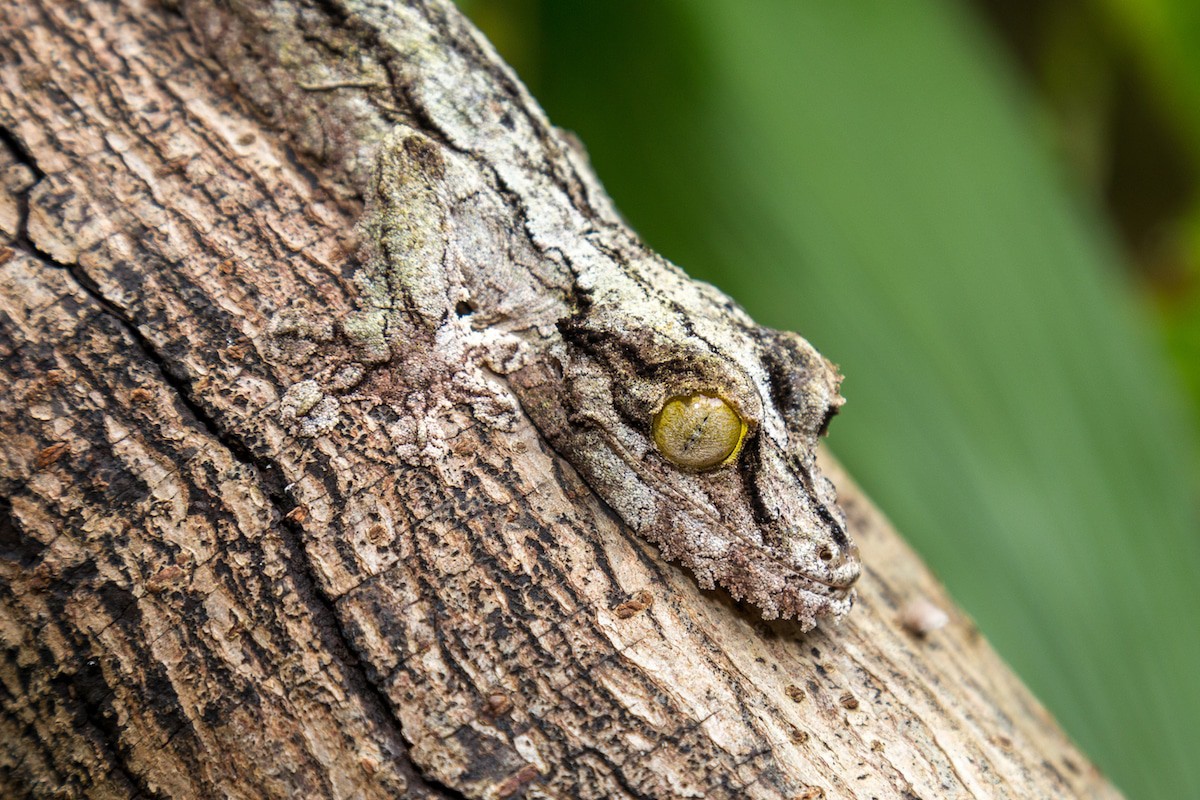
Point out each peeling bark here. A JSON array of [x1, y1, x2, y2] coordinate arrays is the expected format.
[[0, 1, 1122, 798]]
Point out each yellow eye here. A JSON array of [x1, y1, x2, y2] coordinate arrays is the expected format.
[[652, 394, 747, 470]]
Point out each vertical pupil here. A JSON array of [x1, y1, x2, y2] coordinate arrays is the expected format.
[[682, 411, 713, 454]]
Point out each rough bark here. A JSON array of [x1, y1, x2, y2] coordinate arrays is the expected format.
[[0, 1, 1122, 798]]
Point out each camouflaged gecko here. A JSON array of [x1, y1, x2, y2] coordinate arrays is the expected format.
[[282, 125, 860, 631]]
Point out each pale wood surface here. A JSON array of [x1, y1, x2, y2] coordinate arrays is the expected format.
[[0, 1, 1121, 797]]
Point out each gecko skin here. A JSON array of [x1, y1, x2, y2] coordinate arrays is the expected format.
[[351, 128, 861, 630]]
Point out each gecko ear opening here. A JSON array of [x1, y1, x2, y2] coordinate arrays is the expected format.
[[651, 393, 748, 470]]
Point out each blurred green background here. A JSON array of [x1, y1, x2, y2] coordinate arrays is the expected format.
[[456, 1, 1200, 797]]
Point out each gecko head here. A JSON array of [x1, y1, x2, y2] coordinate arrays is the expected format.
[[534, 285, 861, 627]]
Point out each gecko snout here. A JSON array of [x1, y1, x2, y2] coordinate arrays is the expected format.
[[813, 535, 860, 589]]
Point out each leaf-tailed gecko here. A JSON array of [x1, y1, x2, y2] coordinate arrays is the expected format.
[[281, 127, 861, 631]]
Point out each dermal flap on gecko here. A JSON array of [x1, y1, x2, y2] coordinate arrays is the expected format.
[[363, 128, 860, 630]]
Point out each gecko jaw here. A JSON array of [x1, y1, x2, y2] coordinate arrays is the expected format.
[[791, 571, 856, 597]]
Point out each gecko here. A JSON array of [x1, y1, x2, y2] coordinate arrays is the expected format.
[[279, 126, 861, 631]]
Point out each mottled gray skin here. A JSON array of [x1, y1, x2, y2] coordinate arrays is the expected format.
[[346, 127, 860, 629]]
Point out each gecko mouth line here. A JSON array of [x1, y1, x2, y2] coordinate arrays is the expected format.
[[790, 572, 855, 596]]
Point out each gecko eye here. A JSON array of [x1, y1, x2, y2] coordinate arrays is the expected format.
[[652, 393, 748, 470]]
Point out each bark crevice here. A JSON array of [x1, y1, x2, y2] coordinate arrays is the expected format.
[[4, 118, 468, 800]]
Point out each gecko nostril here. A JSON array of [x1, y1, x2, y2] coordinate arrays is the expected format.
[[818, 546, 833, 562]]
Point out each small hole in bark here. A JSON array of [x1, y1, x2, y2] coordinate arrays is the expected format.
[[455, 300, 475, 317]]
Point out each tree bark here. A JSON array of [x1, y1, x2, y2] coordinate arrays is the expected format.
[[0, 1, 1122, 798]]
